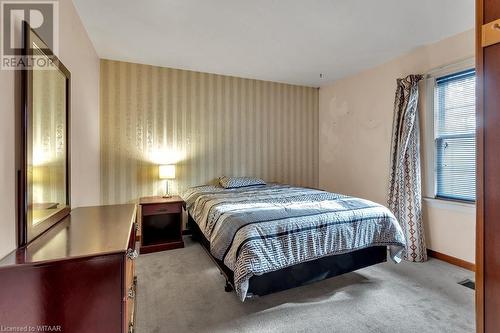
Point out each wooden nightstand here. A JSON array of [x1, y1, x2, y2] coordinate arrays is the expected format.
[[139, 196, 184, 254]]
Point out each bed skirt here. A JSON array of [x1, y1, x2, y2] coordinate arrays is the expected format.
[[188, 214, 387, 298]]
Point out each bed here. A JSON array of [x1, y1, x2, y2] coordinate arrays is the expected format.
[[182, 183, 406, 301]]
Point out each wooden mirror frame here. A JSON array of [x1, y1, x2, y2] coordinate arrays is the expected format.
[[18, 21, 71, 247]]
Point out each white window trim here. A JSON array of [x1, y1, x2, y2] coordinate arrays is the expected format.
[[421, 57, 476, 208], [422, 197, 475, 214]]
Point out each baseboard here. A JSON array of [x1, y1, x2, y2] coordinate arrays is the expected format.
[[427, 249, 475, 271]]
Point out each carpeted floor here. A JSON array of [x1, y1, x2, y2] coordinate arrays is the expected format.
[[135, 237, 475, 333]]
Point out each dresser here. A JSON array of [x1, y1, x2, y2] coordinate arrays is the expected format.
[[0, 204, 138, 333]]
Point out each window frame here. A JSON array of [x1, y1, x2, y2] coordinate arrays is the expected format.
[[422, 58, 476, 206], [434, 68, 476, 202]]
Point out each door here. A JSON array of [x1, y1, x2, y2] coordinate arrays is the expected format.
[[476, 0, 500, 332]]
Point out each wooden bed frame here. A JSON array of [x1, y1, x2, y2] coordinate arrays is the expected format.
[[188, 214, 388, 297]]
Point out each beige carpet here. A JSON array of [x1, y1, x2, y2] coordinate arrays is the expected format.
[[135, 237, 474, 333]]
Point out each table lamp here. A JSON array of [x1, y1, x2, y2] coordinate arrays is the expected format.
[[159, 164, 176, 198]]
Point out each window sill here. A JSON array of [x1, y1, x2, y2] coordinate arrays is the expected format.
[[422, 197, 476, 213]]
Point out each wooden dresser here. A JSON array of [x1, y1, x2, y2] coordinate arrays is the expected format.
[[0, 204, 138, 333]]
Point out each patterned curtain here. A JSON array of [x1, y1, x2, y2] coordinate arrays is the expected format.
[[388, 74, 427, 262]]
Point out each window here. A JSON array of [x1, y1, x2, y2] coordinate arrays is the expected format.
[[434, 69, 476, 202]]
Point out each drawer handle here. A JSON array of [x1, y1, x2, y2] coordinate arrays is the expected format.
[[127, 286, 136, 300], [126, 249, 138, 260], [156, 208, 169, 213]]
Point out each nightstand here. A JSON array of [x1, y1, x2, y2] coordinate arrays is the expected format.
[[139, 196, 184, 254]]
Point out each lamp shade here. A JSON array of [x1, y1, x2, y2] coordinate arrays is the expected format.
[[159, 164, 176, 179]]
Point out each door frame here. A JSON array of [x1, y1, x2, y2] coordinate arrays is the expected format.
[[476, 0, 500, 332], [475, 1, 484, 331]]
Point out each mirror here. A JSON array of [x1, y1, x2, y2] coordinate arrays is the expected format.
[[30, 49, 68, 225], [19, 22, 71, 246]]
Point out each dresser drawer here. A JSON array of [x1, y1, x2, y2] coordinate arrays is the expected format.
[[125, 253, 135, 291], [142, 203, 181, 216], [125, 224, 137, 290], [126, 298, 135, 333], [124, 248, 136, 333], [124, 277, 136, 333]]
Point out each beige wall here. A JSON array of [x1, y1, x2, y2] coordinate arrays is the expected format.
[[100, 59, 319, 205], [0, 0, 100, 258], [319, 30, 475, 263], [59, 0, 101, 208]]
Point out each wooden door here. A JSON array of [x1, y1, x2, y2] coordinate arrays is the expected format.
[[476, 0, 500, 332]]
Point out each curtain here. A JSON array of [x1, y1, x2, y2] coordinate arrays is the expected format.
[[388, 74, 427, 262]]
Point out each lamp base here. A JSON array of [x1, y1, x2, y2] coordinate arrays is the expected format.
[[162, 180, 172, 199]]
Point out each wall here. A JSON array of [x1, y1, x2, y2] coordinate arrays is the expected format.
[[59, 0, 100, 208], [100, 59, 319, 205], [319, 30, 475, 263], [0, 0, 100, 258]]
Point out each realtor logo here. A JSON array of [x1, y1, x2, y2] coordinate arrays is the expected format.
[[1, 0, 58, 69]]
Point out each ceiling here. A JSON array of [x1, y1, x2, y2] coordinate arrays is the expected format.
[[73, 0, 474, 87]]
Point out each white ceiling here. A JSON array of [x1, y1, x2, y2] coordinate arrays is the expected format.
[[73, 0, 474, 87]]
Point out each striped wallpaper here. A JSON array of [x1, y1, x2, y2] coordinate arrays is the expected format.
[[100, 59, 319, 204]]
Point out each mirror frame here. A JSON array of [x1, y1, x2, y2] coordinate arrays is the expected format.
[[18, 21, 71, 247]]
